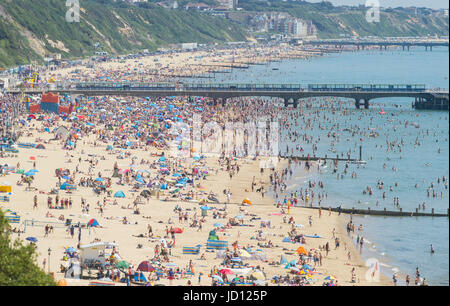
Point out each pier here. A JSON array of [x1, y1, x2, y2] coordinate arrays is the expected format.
[[10, 83, 448, 110], [302, 38, 449, 52]]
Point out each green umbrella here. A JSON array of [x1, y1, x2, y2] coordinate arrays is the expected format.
[[117, 260, 130, 269]]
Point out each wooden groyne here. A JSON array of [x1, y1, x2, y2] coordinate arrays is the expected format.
[[305, 206, 449, 217], [280, 155, 366, 164]]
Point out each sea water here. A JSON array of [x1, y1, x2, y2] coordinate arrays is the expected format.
[[190, 47, 449, 285]]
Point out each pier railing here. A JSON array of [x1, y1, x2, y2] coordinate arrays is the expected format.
[[70, 82, 430, 93]]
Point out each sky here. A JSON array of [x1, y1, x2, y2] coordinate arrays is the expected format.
[[307, 0, 449, 9]]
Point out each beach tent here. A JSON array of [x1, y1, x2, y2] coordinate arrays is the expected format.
[[35, 144, 46, 149], [280, 255, 289, 265], [296, 246, 308, 255], [114, 191, 125, 198], [88, 219, 100, 227], [242, 198, 252, 205], [208, 230, 219, 241], [137, 261, 155, 272], [239, 249, 252, 258]]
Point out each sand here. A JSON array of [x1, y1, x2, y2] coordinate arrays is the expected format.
[[2, 118, 391, 286]]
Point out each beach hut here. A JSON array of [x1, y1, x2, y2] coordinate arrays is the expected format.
[[114, 191, 125, 198]]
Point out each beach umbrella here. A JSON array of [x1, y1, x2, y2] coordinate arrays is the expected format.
[[117, 260, 130, 269], [213, 222, 224, 228], [200, 205, 211, 210], [234, 215, 245, 220], [62, 176, 70, 180], [165, 262, 177, 267], [26, 237, 38, 243], [324, 275, 337, 280], [211, 275, 224, 283], [65, 247, 76, 253], [95, 177, 105, 182], [25, 171, 36, 177], [137, 261, 155, 272], [114, 190, 126, 198], [158, 156, 166, 162], [219, 269, 233, 275]]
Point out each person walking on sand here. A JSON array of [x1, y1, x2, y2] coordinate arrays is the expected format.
[[393, 273, 398, 286]]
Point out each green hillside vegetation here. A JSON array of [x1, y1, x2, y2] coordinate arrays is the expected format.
[[0, 0, 448, 68], [0, 0, 247, 67]]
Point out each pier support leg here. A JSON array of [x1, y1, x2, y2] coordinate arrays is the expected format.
[[364, 99, 369, 109], [284, 98, 289, 108], [221, 98, 226, 107], [355, 99, 361, 109], [293, 100, 298, 109], [407, 45, 410, 51]]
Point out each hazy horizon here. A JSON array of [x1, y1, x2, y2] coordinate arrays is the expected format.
[[306, 0, 449, 9]]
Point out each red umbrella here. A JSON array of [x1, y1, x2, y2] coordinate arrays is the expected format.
[[219, 269, 233, 275], [137, 261, 155, 272]]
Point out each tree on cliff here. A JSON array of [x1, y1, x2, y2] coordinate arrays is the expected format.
[[0, 210, 56, 286]]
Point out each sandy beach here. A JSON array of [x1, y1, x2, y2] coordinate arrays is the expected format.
[[2, 114, 390, 286]]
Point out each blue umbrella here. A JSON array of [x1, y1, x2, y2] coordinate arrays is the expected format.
[[62, 176, 70, 180], [214, 223, 224, 228], [234, 215, 245, 219], [95, 177, 105, 182], [200, 206, 211, 210], [26, 237, 38, 243], [65, 247, 76, 253]]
